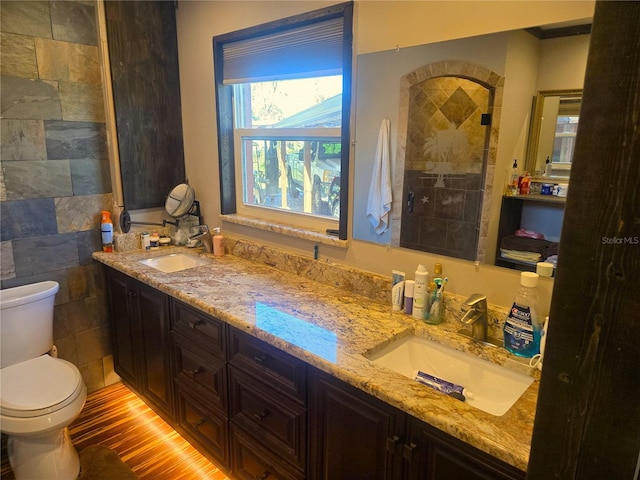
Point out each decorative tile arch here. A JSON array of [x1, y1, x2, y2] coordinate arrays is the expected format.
[[392, 60, 504, 263]]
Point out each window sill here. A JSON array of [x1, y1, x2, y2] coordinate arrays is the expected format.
[[220, 214, 348, 249]]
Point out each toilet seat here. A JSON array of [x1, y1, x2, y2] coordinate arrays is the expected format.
[[0, 355, 83, 418]]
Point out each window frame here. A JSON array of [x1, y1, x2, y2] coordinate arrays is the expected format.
[[213, 2, 353, 240]]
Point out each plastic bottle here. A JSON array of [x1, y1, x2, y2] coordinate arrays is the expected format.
[[100, 211, 113, 253], [426, 262, 444, 324], [149, 230, 160, 249], [404, 280, 414, 315], [141, 231, 150, 250], [213, 227, 225, 257], [505, 159, 519, 196], [543, 156, 552, 176], [503, 272, 541, 358], [412, 265, 429, 320]]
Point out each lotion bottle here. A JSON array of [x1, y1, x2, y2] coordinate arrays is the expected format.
[[213, 227, 225, 257], [412, 265, 429, 320]]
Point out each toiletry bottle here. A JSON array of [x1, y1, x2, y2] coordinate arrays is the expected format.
[[412, 265, 429, 320], [505, 159, 519, 196], [503, 272, 541, 358], [404, 280, 414, 315], [543, 156, 551, 176], [213, 227, 225, 257], [100, 211, 113, 253], [150, 230, 160, 249], [142, 231, 150, 250]]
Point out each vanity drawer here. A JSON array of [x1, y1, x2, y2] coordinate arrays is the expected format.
[[230, 423, 304, 480], [171, 299, 226, 357], [229, 367, 306, 471], [173, 333, 227, 415], [228, 327, 307, 402], [176, 386, 229, 469]]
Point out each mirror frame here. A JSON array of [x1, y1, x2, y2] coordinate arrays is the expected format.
[[525, 88, 583, 174]]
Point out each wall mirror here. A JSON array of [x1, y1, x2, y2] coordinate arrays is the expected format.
[[524, 89, 582, 176], [352, 20, 591, 270]]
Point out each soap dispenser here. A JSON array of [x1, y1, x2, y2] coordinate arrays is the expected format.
[[213, 227, 224, 257]]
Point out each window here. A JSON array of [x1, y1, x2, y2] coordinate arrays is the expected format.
[[213, 3, 353, 240]]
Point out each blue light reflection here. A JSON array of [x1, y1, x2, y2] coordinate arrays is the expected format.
[[255, 302, 337, 363]]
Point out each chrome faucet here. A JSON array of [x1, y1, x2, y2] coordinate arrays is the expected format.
[[190, 225, 213, 253], [460, 293, 489, 343]]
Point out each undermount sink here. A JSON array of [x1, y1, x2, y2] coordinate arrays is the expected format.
[[366, 335, 533, 416], [139, 253, 210, 273]]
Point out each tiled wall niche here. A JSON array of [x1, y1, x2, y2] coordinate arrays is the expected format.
[[0, 1, 116, 392]]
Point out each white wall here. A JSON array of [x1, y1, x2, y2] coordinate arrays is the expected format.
[[175, 0, 595, 309]]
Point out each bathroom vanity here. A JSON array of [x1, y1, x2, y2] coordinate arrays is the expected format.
[[96, 246, 536, 479]]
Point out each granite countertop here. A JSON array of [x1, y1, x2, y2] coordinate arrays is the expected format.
[[93, 246, 538, 472]]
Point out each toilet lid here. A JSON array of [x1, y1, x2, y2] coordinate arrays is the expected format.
[[0, 355, 82, 418]]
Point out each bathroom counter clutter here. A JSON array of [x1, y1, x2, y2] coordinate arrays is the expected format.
[[92, 247, 539, 472]]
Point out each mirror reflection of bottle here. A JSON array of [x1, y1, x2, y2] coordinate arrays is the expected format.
[[543, 156, 551, 176]]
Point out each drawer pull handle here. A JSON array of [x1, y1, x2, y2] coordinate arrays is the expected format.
[[187, 367, 201, 378], [189, 319, 205, 329], [258, 470, 270, 480], [253, 354, 268, 364], [403, 442, 417, 461], [253, 410, 269, 423], [386, 435, 400, 453]]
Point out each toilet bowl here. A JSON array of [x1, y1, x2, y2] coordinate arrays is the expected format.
[[0, 281, 87, 480]]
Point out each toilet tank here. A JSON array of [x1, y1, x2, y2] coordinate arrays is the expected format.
[[0, 281, 59, 369]]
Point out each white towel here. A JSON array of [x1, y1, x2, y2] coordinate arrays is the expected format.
[[367, 118, 392, 234]]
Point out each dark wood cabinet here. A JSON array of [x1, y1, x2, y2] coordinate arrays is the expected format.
[[105, 273, 526, 479], [171, 299, 230, 469], [228, 328, 307, 479], [308, 367, 525, 480], [405, 417, 525, 480], [105, 268, 174, 420], [308, 368, 405, 480]]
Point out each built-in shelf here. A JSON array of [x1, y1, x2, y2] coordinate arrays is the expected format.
[[503, 194, 567, 204]]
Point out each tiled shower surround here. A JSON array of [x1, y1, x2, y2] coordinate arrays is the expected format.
[[392, 61, 503, 263], [0, 1, 116, 392]]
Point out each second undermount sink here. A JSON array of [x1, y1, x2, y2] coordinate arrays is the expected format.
[[139, 253, 210, 273], [366, 335, 533, 416]]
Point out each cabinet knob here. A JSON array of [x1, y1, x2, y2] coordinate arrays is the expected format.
[[187, 367, 201, 378], [253, 354, 269, 365], [386, 435, 401, 454], [258, 470, 270, 480], [127, 290, 137, 298], [252, 410, 269, 423], [194, 418, 206, 429], [188, 319, 205, 329], [403, 442, 417, 461]]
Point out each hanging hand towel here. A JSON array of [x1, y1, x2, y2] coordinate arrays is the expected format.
[[367, 118, 392, 234]]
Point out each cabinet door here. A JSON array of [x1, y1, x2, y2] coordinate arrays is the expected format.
[[138, 282, 173, 419], [308, 368, 405, 480], [406, 417, 526, 480], [105, 269, 139, 388]]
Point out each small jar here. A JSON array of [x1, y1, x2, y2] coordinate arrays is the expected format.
[[149, 231, 160, 249]]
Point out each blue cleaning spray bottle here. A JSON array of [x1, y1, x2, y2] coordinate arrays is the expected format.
[[503, 272, 541, 357]]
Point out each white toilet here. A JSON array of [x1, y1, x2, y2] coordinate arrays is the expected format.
[[0, 281, 87, 480]]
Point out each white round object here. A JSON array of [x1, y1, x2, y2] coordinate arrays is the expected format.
[[0, 355, 82, 417]]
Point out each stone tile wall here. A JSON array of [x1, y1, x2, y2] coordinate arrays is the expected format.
[[0, 1, 116, 392]]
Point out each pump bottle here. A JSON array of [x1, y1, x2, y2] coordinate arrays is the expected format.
[[213, 227, 225, 257], [503, 272, 541, 357]]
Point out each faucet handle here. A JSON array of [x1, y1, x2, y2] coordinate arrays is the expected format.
[[195, 224, 209, 234], [463, 293, 487, 310]]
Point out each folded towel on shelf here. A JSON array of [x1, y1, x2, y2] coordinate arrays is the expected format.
[[500, 249, 542, 264], [366, 118, 392, 234], [500, 235, 552, 256]]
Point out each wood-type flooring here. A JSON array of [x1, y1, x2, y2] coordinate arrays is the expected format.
[[1, 382, 231, 480]]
